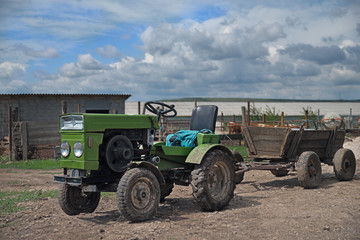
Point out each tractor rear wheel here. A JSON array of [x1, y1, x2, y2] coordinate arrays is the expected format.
[[297, 151, 322, 188], [160, 182, 174, 202], [232, 151, 244, 184], [117, 168, 160, 222], [333, 148, 356, 181], [191, 149, 235, 211], [58, 184, 100, 215]]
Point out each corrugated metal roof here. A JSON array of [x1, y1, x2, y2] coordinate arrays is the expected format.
[[0, 93, 131, 99], [126, 101, 360, 116]]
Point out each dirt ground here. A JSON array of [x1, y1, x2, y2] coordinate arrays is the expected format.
[[1, 145, 359, 240]]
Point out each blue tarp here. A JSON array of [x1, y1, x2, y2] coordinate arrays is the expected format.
[[166, 129, 212, 148]]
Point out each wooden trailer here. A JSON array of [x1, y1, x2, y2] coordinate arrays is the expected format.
[[235, 125, 356, 188]]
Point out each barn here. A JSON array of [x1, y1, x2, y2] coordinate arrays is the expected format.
[[0, 93, 130, 159]]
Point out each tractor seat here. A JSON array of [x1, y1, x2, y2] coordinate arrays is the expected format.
[[190, 105, 218, 133]]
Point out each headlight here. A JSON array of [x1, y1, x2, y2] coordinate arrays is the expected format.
[[73, 142, 84, 158], [60, 142, 70, 157]]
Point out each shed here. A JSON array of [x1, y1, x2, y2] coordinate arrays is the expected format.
[[0, 93, 130, 159]]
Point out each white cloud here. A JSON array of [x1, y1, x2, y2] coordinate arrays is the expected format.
[[0, 62, 26, 81], [96, 45, 122, 60], [0, 62, 30, 93], [1, 0, 360, 100]]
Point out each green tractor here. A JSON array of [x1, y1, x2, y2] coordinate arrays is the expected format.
[[54, 101, 242, 222]]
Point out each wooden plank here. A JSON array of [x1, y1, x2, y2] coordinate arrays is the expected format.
[[253, 140, 283, 153], [20, 122, 28, 160], [251, 134, 285, 141], [280, 128, 293, 157], [242, 127, 257, 155], [29, 136, 60, 145]]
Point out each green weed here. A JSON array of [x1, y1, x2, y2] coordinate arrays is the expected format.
[[0, 190, 58, 215], [0, 159, 60, 170]]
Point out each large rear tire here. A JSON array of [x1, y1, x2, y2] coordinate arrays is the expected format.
[[232, 151, 245, 184], [117, 168, 160, 222], [333, 148, 356, 181], [297, 151, 322, 188], [58, 184, 100, 216], [160, 182, 174, 203], [191, 149, 235, 211]]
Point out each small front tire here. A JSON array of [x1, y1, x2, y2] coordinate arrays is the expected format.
[[58, 184, 100, 216], [117, 168, 160, 222]]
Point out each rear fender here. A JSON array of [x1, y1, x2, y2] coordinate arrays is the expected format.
[[128, 161, 165, 186], [185, 144, 234, 165]]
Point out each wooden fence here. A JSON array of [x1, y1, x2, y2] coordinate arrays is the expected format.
[[12, 121, 60, 160]]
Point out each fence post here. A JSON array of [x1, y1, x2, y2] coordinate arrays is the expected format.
[[247, 101, 250, 126], [305, 110, 309, 128], [262, 114, 266, 123], [138, 101, 141, 115], [241, 106, 247, 127], [61, 100, 67, 114], [20, 122, 28, 160], [221, 112, 224, 133], [8, 106, 12, 161], [78, 104, 81, 113], [281, 112, 284, 127]]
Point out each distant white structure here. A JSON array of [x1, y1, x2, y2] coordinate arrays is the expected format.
[[322, 112, 343, 129]]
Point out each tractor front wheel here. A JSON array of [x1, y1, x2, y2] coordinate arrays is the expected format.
[[191, 149, 235, 211], [117, 168, 160, 222], [58, 184, 100, 216]]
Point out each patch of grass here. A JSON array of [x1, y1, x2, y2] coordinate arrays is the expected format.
[[0, 190, 58, 215], [0, 155, 9, 163], [101, 192, 116, 199], [0, 159, 60, 170]]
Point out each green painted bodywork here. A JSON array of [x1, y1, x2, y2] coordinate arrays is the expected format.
[[59, 113, 159, 170], [185, 144, 233, 164], [58, 113, 237, 172], [151, 142, 193, 170], [60, 113, 159, 133]]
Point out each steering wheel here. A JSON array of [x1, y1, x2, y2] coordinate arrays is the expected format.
[[144, 101, 177, 118]]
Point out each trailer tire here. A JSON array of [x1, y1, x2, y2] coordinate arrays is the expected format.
[[191, 149, 235, 211], [160, 182, 174, 203], [333, 148, 356, 181], [117, 168, 160, 222], [297, 151, 322, 188], [58, 184, 100, 216]]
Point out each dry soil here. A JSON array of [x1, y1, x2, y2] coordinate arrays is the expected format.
[[0, 139, 359, 240]]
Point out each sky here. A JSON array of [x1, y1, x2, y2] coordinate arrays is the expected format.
[[0, 0, 359, 101]]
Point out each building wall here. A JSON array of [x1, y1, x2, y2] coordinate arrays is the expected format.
[[0, 94, 129, 139]]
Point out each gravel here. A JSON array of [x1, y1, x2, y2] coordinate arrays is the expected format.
[[343, 136, 360, 160]]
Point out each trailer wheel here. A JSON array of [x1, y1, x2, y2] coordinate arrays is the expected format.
[[191, 149, 235, 211], [117, 168, 160, 222], [58, 184, 100, 216], [232, 151, 244, 184], [270, 169, 289, 177], [333, 148, 356, 181], [160, 182, 174, 203], [297, 151, 322, 188]]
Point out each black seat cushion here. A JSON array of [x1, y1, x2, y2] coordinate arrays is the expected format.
[[190, 105, 218, 133]]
